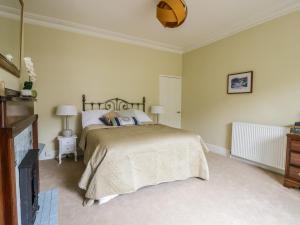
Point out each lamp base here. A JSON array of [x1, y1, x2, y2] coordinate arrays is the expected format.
[[62, 129, 73, 137]]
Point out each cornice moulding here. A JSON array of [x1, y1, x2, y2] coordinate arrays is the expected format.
[[0, 5, 184, 54]]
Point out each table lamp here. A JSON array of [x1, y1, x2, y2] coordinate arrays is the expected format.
[[151, 105, 164, 124], [56, 105, 77, 137]]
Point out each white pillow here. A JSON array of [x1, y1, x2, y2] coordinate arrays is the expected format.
[[81, 110, 109, 128], [118, 109, 152, 123]]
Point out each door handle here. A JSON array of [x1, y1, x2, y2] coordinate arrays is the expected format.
[[177, 111, 181, 114]]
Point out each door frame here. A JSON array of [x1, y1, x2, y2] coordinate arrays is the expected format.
[[159, 75, 182, 128]]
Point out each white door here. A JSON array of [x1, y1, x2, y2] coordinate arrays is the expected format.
[[159, 75, 182, 128]]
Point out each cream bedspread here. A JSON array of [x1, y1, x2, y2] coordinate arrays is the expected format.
[[78, 124, 209, 200]]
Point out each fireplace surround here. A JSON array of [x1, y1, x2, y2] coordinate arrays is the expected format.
[[19, 150, 39, 225], [0, 88, 38, 225]]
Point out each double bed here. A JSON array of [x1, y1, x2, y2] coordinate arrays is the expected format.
[[78, 95, 209, 205]]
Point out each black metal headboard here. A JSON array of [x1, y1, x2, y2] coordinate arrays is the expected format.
[[82, 95, 146, 112]]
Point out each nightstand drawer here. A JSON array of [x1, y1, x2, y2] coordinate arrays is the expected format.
[[290, 152, 300, 167], [290, 140, 300, 153], [288, 166, 300, 182], [62, 144, 75, 153], [61, 139, 75, 145]]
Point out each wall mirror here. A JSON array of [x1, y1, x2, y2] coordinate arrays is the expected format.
[[0, 0, 23, 77]]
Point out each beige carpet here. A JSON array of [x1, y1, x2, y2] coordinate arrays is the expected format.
[[40, 153, 300, 225]]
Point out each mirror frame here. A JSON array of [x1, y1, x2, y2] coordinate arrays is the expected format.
[[0, 0, 24, 78]]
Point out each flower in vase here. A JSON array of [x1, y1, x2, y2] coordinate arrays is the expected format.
[[24, 57, 37, 83]]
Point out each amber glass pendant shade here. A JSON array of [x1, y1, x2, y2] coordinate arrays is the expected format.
[[156, 0, 188, 28]]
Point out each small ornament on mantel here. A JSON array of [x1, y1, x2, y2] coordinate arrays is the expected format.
[[21, 57, 37, 97]]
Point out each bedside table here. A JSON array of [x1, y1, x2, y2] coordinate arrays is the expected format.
[[57, 135, 77, 164]]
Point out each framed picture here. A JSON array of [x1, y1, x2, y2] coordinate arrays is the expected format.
[[227, 71, 253, 94]]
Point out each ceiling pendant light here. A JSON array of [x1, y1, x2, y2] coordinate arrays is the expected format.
[[156, 0, 188, 28]]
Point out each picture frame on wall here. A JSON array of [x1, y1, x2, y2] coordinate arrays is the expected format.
[[227, 71, 253, 94]]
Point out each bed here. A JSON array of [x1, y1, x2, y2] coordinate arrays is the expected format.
[[78, 95, 209, 205]]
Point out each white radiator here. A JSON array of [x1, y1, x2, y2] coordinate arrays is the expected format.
[[231, 122, 289, 171]]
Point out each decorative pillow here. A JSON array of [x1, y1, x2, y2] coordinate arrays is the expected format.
[[112, 116, 140, 126], [118, 109, 152, 123], [82, 110, 109, 128], [99, 111, 119, 126], [99, 117, 110, 126]]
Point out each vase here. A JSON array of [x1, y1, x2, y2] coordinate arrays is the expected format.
[[32, 90, 38, 98], [21, 89, 32, 97]]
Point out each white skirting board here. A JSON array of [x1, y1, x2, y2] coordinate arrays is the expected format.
[[206, 142, 285, 175], [206, 143, 229, 157], [39, 149, 56, 160]]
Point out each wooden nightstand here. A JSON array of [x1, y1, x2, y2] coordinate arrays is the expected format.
[[284, 134, 300, 188], [57, 135, 77, 164]]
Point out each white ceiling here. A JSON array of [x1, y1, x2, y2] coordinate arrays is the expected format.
[[1, 0, 300, 53]]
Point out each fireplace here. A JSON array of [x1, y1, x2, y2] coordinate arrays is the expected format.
[[19, 150, 40, 225]]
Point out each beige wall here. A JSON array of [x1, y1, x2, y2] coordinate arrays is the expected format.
[[23, 24, 182, 157], [182, 11, 300, 151]]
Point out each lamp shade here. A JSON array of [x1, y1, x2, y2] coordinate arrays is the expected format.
[[56, 105, 77, 116], [156, 0, 188, 28], [151, 105, 164, 114]]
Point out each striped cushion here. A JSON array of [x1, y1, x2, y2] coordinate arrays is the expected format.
[[112, 117, 140, 126]]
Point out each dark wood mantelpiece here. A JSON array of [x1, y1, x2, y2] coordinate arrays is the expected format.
[[0, 89, 36, 133], [0, 89, 38, 225]]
